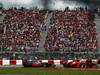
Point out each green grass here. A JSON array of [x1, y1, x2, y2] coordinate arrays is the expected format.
[[0, 68, 100, 75]]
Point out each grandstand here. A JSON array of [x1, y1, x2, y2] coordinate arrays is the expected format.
[[0, 0, 100, 60]]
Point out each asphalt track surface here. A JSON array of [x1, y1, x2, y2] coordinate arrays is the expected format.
[[0, 65, 23, 68]]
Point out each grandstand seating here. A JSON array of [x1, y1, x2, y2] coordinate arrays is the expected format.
[[0, 7, 99, 59], [0, 8, 47, 53], [44, 8, 98, 52]]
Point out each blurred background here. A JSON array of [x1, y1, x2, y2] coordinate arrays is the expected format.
[[0, 0, 100, 10]]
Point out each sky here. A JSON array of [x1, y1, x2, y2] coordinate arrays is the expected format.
[[0, 0, 99, 10], [0, 0, 44, 9]]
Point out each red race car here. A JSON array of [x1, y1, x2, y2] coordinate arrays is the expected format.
[[63, 59, 97, 68]]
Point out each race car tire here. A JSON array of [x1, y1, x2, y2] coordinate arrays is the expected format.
[[43, 63, 52, 68]]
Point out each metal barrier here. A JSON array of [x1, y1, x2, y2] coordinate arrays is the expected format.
[[0, 60, 22, 65]]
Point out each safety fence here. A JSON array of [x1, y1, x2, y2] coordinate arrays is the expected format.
[[0, 59, 100, 66]]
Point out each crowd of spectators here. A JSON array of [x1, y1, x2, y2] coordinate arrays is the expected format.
[[0, 7, 99, 54], [45, 8, 99, 52], [0, 8, 47, 53]]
